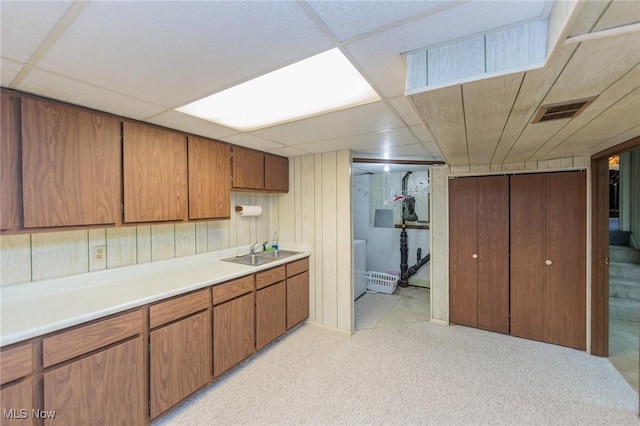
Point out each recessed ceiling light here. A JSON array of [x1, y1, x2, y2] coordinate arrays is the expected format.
[[176, 48, 380, 131]]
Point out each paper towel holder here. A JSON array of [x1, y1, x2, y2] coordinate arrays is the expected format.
[[235, 205, 262, 216]]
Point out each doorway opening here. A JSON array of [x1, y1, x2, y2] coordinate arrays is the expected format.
[[607, 148, 639, 393], [351, 159, 441, 331]]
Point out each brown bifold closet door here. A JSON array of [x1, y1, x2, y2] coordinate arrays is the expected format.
[[510, 171, 586, 350], [449, 175, 509, 333]]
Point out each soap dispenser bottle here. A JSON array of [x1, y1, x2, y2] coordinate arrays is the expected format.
[[272, 231, 279, 250]]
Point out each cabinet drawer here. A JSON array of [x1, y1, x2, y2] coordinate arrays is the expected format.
[[43, 310, 142, 368], [0, 343, 33, 385], [212, 275, 254, 305], [256, 266, 285, 290], [150, 288, 210, 329], [287, 258, 309, 277]]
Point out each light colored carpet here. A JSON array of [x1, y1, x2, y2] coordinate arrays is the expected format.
[[154, 321, 639, 426], [354, 292, 400, 329]]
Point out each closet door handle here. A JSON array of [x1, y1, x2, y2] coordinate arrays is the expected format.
[[472, 253, 478, 259], [545, 259, 553, 266]]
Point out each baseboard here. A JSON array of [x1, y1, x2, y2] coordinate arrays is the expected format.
[[429, 319, 449, 326], [307, 321, 354, 336]]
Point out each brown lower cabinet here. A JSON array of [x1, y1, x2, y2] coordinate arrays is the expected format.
[[149, 290, 212, 419], [449, 171, 586, 350], [256, 282, 287, 350], [212, 276, 256, 378], [286, 259, 310, 329], [0, 380, 35, 426], [44, 337, 145, 425]]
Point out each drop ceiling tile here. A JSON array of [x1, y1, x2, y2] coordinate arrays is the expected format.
[[410, 125, 436, 144], [295, 127, 417, 154], [146, 110, 237, 141], [1, 58, 24, 87], [306, 1, 453, 42], [252, 101, 404, 146], [389, 96, 422, 126], [346, 1, 550, 98], [223, 133, 285, 152], [267, 146, 311, 158], [18, 68, 166, 120], [0, 1, 73, 62], [36, 1, 332, 107]]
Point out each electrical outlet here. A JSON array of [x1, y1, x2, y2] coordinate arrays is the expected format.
[[94, 245, 106, 262]]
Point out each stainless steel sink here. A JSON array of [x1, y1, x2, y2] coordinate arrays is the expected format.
[[222, 254, 276, 266], [256, 249, 300, 259]]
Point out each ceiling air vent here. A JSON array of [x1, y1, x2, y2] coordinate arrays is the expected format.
[[531, 96, 597, 124]]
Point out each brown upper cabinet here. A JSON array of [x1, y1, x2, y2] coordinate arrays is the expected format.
[[232, 147, 265, 190], [232, 147, 289, 192], [188, 136, 231, 219], [1, 92, 23, 231], [21, 97, 122, 228], [123, 122, 188, 223], [265, 153, 289, 192]]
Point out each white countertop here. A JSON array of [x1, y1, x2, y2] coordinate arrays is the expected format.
[[0, 245, 310, 347]]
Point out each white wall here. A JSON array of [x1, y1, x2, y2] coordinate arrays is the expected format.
[[0, 192, 277, 286], [429, 156, 591, 324], [352, 174, 429, 284], [276, 151, 353, 334]]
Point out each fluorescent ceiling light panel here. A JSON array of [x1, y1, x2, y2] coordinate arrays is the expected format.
[[176, 48, 380, 131]]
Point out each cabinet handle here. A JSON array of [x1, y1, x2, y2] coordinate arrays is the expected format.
[[472, 253, 478, 259], [545, 259, 553, 266]]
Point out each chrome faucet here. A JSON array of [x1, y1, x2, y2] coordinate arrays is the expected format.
[[249, 241, 268, 255], [249, 241, 259, 255]]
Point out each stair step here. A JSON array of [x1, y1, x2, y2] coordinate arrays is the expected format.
[[610, 245, 640, 264], [609, 262, 640, 280], [610, 230, 631, 246], [609, 278, 640, 302], [609, 297, 640, 323]]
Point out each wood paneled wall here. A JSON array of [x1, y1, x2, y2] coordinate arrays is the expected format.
[[276, 151, 353, 334], [430, 157, 591, 338], [0, 192, 276, 286]]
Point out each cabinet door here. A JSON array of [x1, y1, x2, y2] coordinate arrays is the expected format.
[[232, 147, 264, 190], [1, 92, 22, 231], [264, 154, 288, 192], [150, 310, 211, 418], [213, 292, 255, 377], [44, 337, 145, 426], [256, 282, 286, 349], [476, 176, 509, 334], [188, 136, 231, 219], [1, 380, 35, 426], [545, 171, 586, 350], [287, 271, 309, 329], [511, 171, 586, 350], [449, 177, 479, 327], [21, 97, 121, 228], [123, 122, 187, 222], [449, 176, 509, 333], [510, 173, 546, 342]]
